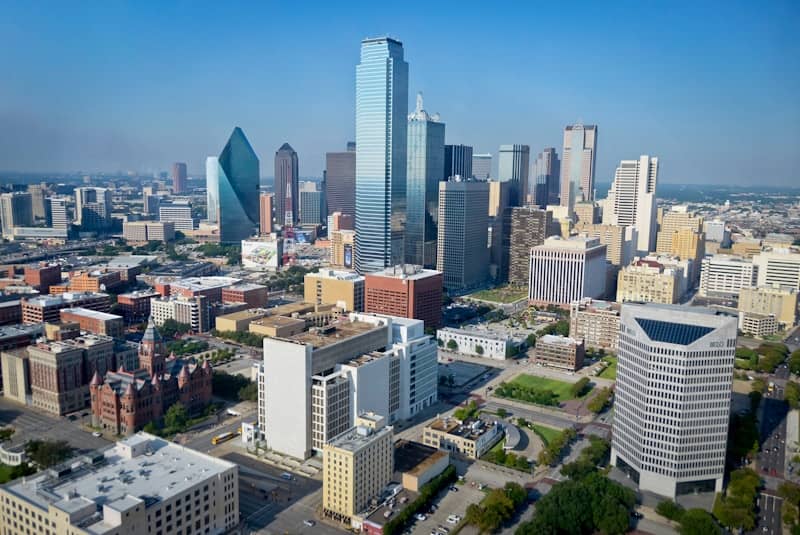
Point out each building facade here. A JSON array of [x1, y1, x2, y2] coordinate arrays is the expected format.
[[611, 304, 736, 498], [436, 179, 489, 293], [605, 155, 659, 255], [617, 260, 681, 304], [533, 147, 560, 207], [274, 143, 300, 227], [528, 237, 607, 307], [753, 250, 800, 290], [508, 207, 551, 286], [472, 153, 492, 180], [355, 37, 408, 274], [738, 286, 798, 328], [405, 93, 445, 268], [326, 146, 356, 218], [435, 327, 511, 360], [569, 298, 621, 352], [150, 295, 211, 333], [497, 144, 530, 206], [364, 265, 443, 328], [559, 124, 597, 216], [534, 335, 585, 371], [444, 144, 473, 179], [171, 161, 187, 193], [698, 255, 757, 297], [304, 270, 365, 312]]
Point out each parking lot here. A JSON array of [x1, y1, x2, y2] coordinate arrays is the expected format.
[[412, 482, 485, 535], [0, 397, 110, 454]]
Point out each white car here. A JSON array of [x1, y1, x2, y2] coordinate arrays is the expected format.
[[447, 515, 461, 524], [415, 513, 427, 521], [92, 431, 102, 437], [303, 520, 315, 527]]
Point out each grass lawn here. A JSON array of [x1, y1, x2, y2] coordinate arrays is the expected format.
[[469, 285, 528, 304], [531, 424, 561, 446], [0, 464, 13, 484], [598, 356, 618, 380], [509, 374, 581, 402]]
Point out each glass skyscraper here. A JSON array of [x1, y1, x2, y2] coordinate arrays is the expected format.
[[274, 143, 299, 227], [355, 37, 409, 274], [559, 123, 597, 216], [206, 127, 260, 243], [533, 147, 560, 208], [497, 144, 530, 207], [405, 93, 445, 267]]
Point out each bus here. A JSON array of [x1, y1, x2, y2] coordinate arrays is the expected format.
[[211, 431, 239, 445]]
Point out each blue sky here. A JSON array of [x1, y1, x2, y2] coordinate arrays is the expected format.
[[0, 0, 798, 186]]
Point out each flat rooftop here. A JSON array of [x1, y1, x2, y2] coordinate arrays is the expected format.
[[428, 417, 497, 440], [225, 282, 267, 292], [169, 276, 241, 291], [24, 292, 107, 307], [217, 309, 268, 321], [537, 236, 602, 251], [61, 307, 121, 321], [538, 334, 580, 346], [367, 264, 441, 281], [117, 289, 161, 298], [394, 440, 448, 477], [287, 319, 381, 349], [0, 324, 42, 339], [251, 315, 305, 328], [4, 433, 235, 533], [308, 269, 364, 282], [327, 422, 392, 453], [438, 326, 510, 341]]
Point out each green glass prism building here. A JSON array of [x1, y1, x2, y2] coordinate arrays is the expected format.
[[355, 37, 409, 274], [206, 127, 260, 243], [405, 93, 445, 267]]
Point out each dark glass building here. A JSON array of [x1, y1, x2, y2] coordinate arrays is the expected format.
[[274, 143, 299, 227], [325, 144, 356, 218]]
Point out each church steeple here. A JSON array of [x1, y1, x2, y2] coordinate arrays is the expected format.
[[139, 316, 166, 376]]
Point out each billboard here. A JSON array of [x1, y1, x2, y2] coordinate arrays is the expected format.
[[343, 243, 353, 268], [241, 239, 282, 270]]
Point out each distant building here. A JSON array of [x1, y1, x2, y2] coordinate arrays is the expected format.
[[69, 269, 123, 293], [422, 416, 502, 459], [575, 223, 634, 267], [560, 124, 597, 216], [150, 295, 210, 333], [488, 181, 512, 282], [611, 304, 736, 498], [322, 413, 394, 525], [23, 263, 61, 294], [498, 144, 530, 206], [617, 259, 681, 304], [60, 307, 124, 338], [533, 147, 560, 207], [534, 334, 585, 371], [444, 144, 472, 180], [21, 292, 111, 324], [48, 197, 69, 230], [365, 265, 443, 328], [27, 184, 47, 221], [123, 221, 175, 242], [75, 187, 112, 231], [472, 153, 492, 180], [0, 192, 34, 239], [699, 255, 757, 297], [300, 189, 324, 226], [116, 289, 160, 323], [330, 229, 355, 268], [569, 298, 621, 352], [274, 143, 300, 226], [158, 201, 194, 232], [259, 193, 274, 236], [304, 270, 365, 312], [739, 312, 779, 337], [221, 283, 268, 308], [325, 146, 356, 218], [655, 206, 704, 256], [171, 161, 187, 193], [435, 327, 511, 360], [436, 179, 489, 293], [605, 155, 659, 255], [508, 207, 551, 286], [206, 127, 260, 242], [753, 250, 800, 290], [738, 286, 798, 328], [528, 236, 607, 307]]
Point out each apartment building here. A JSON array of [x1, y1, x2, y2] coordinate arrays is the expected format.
[[150, 295, 210, 333], [569, 298, 621, 352], [617, 259, 680, 304], [305, 269, 365, 312], [534, 334, 585, 371]]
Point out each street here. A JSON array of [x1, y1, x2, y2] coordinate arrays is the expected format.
[[751, 385, 788, 534]]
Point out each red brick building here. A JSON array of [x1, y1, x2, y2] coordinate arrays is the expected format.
[[116, 289, 160, 323], [364, 265, 443, 329], [21, 292, 111, 324], [60, 308, 124, 338], [221, 283, 268, 308], [23, 263, 61, 294], [89, 318, 213, 435]]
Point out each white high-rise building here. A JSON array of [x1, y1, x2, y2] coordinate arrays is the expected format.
[[698, 254, 758, 297], [611, 304, 736, 499], [159, 201, 195, 231], [528, 236, 607, 306], [48, 197, 69, 229], [472, 153, 492, 180], [753, 250, 800, 290], [605, 155, 659, 255]]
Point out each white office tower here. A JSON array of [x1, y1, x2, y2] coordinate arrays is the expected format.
[[528, 236, 607, 306], [753, 250, 800, 290], [205, 156, 220, 224], [611, 304, 736, 499], [48, 197, 69, 229], [698, 254, 757, 297], [605, 155, 658, 255]]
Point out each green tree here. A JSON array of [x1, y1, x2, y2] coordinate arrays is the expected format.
[[786, 381, 800, 409], [525, 333, 536, 347], [751, 378, 767, 393], [587, 387, 613, 413], [789, 350, 800, 375], [158, 319, 190, 339], [655, 499, 685, 522], [447, 339, 458, 351], [497, 407, 508, 418], [238, 382, 258, 402], [437, 338, 444, 347], [143, 421, 161, 435], [570, 377, 590, 397], [712, 468, 759, 531], [678, 509, 721, 535], [25, 440, 73, 468], [164, 403, 188, 431], [475, 344, 485, 355]]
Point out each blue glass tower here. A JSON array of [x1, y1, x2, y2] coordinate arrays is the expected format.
[[355, 37, 409, 274], [206, 127, 260, 242], [405, 93, 445, 267]]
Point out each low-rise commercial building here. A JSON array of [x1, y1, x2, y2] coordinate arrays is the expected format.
[[738, 285, 798, 328], [69, 269, 123, 293], [21, 292, 111, 324], [150, 295, 210, 333], [116, 289, 160, 323], [60, 307, 124, 338], [739, 311, 779, 337], [534, 334, 585, 371], [394, 440, 450, 493], [23, 262, 61, 294], [0, 432, 239, 535], [305, 269, 365, 312], [215, 309, 268, 332], [323, 413, 393, 525], [422, 416, 502, 459], [435, 327, 511, 360], [221, 283, 268, 308], [569, 298, 621, 352]]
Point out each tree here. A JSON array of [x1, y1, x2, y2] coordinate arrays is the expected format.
[[789, 350, 800, 375], [238, 382, 258, 402], [497, 407, 508, 418], [787, 381, 800, 409], [475, 345, 485, 355], [25, 440, 72, 468], [516, 417, 529, 428], [158, 318, 190, 339], [751, 378, 767, 394], [143, 421, 161, 435], [587, 387, 613, 413], [678, 509, 721, 535], [570, 377, 590, 397], [164, 403, 188, 431], [525, 333, 536, 347], [212, 371, 252, 400], [655, 499, 685, 522], [437, 338, 444, 347], [712, 468, 759, 531], [447, 339, 458, 351]]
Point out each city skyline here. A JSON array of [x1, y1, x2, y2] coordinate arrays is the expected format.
[[0, 2, 797, 186]]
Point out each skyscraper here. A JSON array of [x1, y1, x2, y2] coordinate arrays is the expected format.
[[355, 37, 409, 274], [259, 193, 273, 236], [171, 162, 187, 193], [27, 184, 46, 220], [0, 192, 33, 239], [48, 197, 69, 230], [300, 189, 324, 226], [497, 144, 530, 206], [325, 144, 356, 218], [560, 124, 598, 216], [508, 207, 552, 286], [611, 303, 736, 498], [472, 153, 492, 180], [274, 143, 299, 227], [444, 144, 473, 180], [437, 179, 489, 292], [406, 93, 445, 267], [606, 155, 659, 255], [533, 148, 560, 207], [206, 127, 260, 242], [74, 187, 112, 231]]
